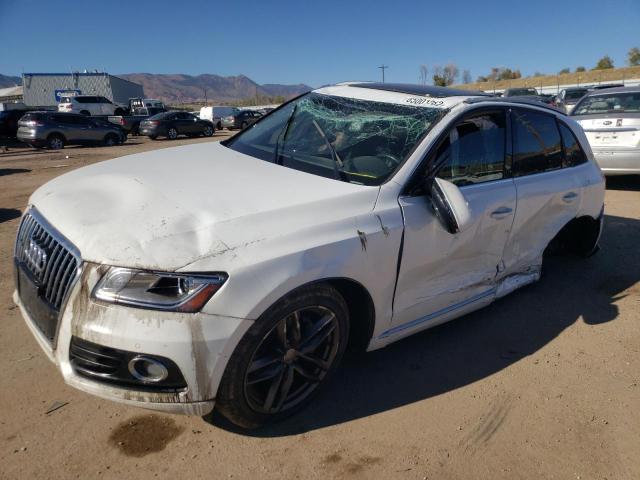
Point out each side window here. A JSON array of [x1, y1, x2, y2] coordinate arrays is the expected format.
[[512, 109, 562, 176], [436, 110, 506, 186], [558, 122, 588, 167]]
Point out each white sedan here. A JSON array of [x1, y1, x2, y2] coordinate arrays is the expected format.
[[14, 82, 604, 428]]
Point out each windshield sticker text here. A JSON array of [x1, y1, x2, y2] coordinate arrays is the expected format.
[[405, 97, 445, 107]]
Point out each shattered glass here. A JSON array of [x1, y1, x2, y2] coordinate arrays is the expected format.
[[226, 93, 446, 185]]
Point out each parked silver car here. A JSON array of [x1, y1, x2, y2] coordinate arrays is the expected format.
[[17, 112, 127, 149], [571, 86, 640, 175]]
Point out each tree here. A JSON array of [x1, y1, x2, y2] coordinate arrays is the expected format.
[[532, 71, 546, 77], [432, 65, 446, 87], [558, 68, 570, 75], [628, 47, 640, 66], [419, 65, 429, 85], [575, 66, 586, 72], [462, 70, 472, 84], [593, 55, 614, 70], [476, 75, 488, 83], [442, 63, 459, 86]]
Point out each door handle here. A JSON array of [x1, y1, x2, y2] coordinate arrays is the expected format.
[[562, 192, 578, 203], [490, 207, 513, 219]]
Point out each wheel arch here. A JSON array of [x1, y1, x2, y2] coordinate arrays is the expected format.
[[250, 277, 376, 352], [47, 131, 67, 142], [544, 213, 602, 258]]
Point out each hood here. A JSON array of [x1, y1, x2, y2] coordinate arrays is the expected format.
[[30, 142, 379, 271]]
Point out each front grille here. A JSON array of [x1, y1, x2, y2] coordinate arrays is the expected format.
[[15, 211, 80, 311], [14, 209, 81, 343]]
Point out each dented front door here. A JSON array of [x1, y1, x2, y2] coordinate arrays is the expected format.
[[390, 179, 516, 333]]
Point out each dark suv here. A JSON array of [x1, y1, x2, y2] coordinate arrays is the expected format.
[[221, 110, 263, 130], [17, 112, 127, 149], [138, 111, 215, 140]]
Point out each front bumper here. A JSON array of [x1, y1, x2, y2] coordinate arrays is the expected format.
[[13, 262, 252, 416], [593, 148, 640, 175]]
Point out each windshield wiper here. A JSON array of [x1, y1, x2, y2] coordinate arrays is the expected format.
[[311, 119, 349, 182], [274, 104, 298, 165]]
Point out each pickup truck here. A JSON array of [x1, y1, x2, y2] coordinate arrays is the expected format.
[[107, 98, 167, 135]]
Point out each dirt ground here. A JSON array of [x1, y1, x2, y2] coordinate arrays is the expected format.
[[0, 134, 638, 480]]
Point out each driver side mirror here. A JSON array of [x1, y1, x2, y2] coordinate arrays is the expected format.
[[427, 177, 471, 234]]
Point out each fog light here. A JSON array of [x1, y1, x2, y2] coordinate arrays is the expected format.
[[128, 356, 169, 383]]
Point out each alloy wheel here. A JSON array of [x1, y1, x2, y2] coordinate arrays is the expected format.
[[49, 137, 64, 149], [243, 306, 340, 414]]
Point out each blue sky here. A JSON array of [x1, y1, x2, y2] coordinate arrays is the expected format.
[[1, 0, 638, 87]]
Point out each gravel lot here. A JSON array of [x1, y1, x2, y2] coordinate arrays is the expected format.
[[1, 135, 638, 480]]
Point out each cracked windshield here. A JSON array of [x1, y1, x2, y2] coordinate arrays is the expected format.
[[225, 93, 446, 185]]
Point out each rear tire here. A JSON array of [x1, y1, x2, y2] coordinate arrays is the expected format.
[[241, 121, 248, 130], [47, 134, 65, 150], [80, 110, 90, 116], [217, 121, 222, 130], [167, 127, 178, 140], [114, 108, 125, 116], [104, 133, 121, 147], [149, 135, 157, 140], [215, 284, 349, 429]]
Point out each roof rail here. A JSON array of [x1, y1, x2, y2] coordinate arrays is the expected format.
[[464, 96, 565, 114], [351, 82, 492, 98]]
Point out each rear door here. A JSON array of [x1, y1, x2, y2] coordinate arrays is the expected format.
[[391, 108, 517, 331], [500, 108, 582, 278], [173, 112, 192, 133], [53, 115, 89, 142]]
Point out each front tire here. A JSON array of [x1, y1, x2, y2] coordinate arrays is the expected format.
[[216, 284, 349, 429], [167, 126, 178, 140], [203, 125, 214, 137]]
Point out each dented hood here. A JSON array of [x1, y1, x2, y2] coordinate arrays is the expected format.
[[30, 142, 378, 270]]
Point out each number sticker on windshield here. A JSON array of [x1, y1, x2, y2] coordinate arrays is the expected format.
[[405, 97, 445, 108]]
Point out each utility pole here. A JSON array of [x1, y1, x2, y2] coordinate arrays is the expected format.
[[378, 65, 388, 83]]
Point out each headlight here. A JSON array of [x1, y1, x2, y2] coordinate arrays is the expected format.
[[93, 267, 227, 312]]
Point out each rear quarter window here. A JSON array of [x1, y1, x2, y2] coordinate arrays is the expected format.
[[558, 122, 588, 167], [512, 109, 563, 176]]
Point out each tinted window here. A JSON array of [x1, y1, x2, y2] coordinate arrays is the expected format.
[[148, 112, 174, 120], [436, 111, 506, 186], [74, 97, 88, 103], [559, 122, 587, 167], [564, 89, 587, 101], [512, 109, 562, 176]]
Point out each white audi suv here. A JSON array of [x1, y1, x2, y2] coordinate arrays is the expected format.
[[14, 82, 605, 428]]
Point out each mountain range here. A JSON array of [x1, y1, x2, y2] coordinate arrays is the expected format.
[[119, 73, 311, 104], [0, 74, 21, 88], [0, 73, 311, 104]]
